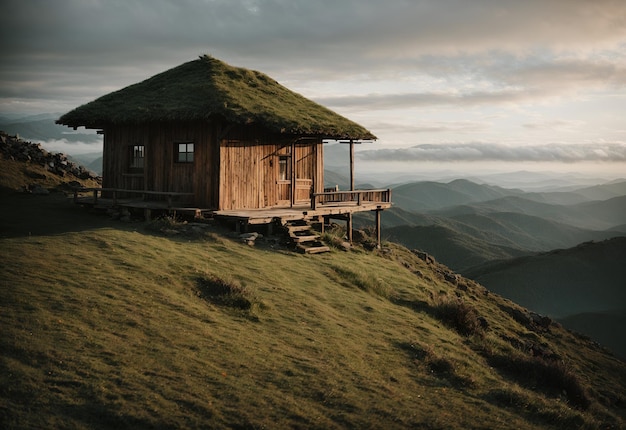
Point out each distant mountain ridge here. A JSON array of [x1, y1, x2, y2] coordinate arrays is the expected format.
[[356, 177, 626, 273], [391, 179, 524, 212], [464, 236, 626, 317], [463, 237, 626, 359], [433, 194, 626, 231]]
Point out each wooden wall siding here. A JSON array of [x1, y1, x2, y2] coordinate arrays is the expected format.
[[102, 121, 323, 210], [219, 140, 271, 210], [102, 121, 220, 208], [218, 138, 323, 210]]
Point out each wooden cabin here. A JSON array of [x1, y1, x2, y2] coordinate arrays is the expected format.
[[57, 55, 391, 238], [57, 56, 376, 210]]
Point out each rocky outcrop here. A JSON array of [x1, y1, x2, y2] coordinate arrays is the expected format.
[[0, 131, 100, 182]]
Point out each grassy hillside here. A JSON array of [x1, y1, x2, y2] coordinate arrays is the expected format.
[[1, 192, 625, 429]]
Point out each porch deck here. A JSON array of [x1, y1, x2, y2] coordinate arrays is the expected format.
[[73, 187, 391, 244], [213, 200, 391, 225], [73, 187, 391, 223]]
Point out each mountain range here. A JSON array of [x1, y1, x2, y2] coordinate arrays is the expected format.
[[352, 179, 626, 272]]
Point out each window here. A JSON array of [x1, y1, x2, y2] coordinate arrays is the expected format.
[[176, 142, 194, 163], [278, 155, 290, 181], [129, 145, 144, 170]]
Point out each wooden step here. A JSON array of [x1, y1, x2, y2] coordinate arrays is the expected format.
[[281, 219, 329, 254], [286, 225, 312, 233], [289, 234, 319, 243], [297, 243, 331, 254]]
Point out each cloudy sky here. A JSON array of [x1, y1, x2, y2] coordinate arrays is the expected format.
[[1, 0, 625, 179]]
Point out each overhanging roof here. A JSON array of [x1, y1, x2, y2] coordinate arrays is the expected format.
[[56, 55, 376, 140]]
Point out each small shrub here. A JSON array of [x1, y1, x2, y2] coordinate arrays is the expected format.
[[196, 275, 255, 310], [487, 353, 591, 410], [433, 296, 485, 337], [398, 342, 474, 388], [146, 214, 183, 232], [321, 232, 347, 250]]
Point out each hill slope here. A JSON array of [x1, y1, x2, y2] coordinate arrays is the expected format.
[[464, 237, 626, 318], [464, 237, 626, 359], [385, 224, 530, 271], [1, 192, 625, 429]]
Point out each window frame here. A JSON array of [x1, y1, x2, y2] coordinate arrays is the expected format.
[[129, 144, 145, 172], [278, 155, 290, 181], [175, 142, 194, 163]]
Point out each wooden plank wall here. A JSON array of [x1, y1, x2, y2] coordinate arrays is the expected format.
[[219, 128, 323, 210], [103, 121, 324, 210], [103, 121, 220, 208]]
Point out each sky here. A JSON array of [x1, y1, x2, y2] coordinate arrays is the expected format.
[[1, 0, 625, 180]]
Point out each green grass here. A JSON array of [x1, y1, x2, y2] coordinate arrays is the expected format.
[[1, 192, 625, 429]]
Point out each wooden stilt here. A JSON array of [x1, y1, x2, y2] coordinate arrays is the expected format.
[[349, 140, 355, 191], [375, 209, 381, 249], [347, 213, 353, 244]]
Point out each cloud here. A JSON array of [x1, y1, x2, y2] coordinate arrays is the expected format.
[[522, 120, 585, 131], [368, 121, 490, 134], [356, 142, 626, 163], [318, 88, 541, 111], [1, 0, 625, 120]]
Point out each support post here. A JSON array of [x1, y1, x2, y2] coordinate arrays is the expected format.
[[375, 209, 381, 249], [349, 139, 355, 191], [347, 213, 353, 244]]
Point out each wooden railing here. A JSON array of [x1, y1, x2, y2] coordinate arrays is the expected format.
[[310, 189, 392, 210], [73, 188, 194, 208]]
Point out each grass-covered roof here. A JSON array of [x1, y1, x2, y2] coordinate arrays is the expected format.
[[57, 55, 376, 140]]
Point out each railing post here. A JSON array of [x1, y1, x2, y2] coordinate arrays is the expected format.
[[93, 189, 98, 205], [311, 193, 317, 210]]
